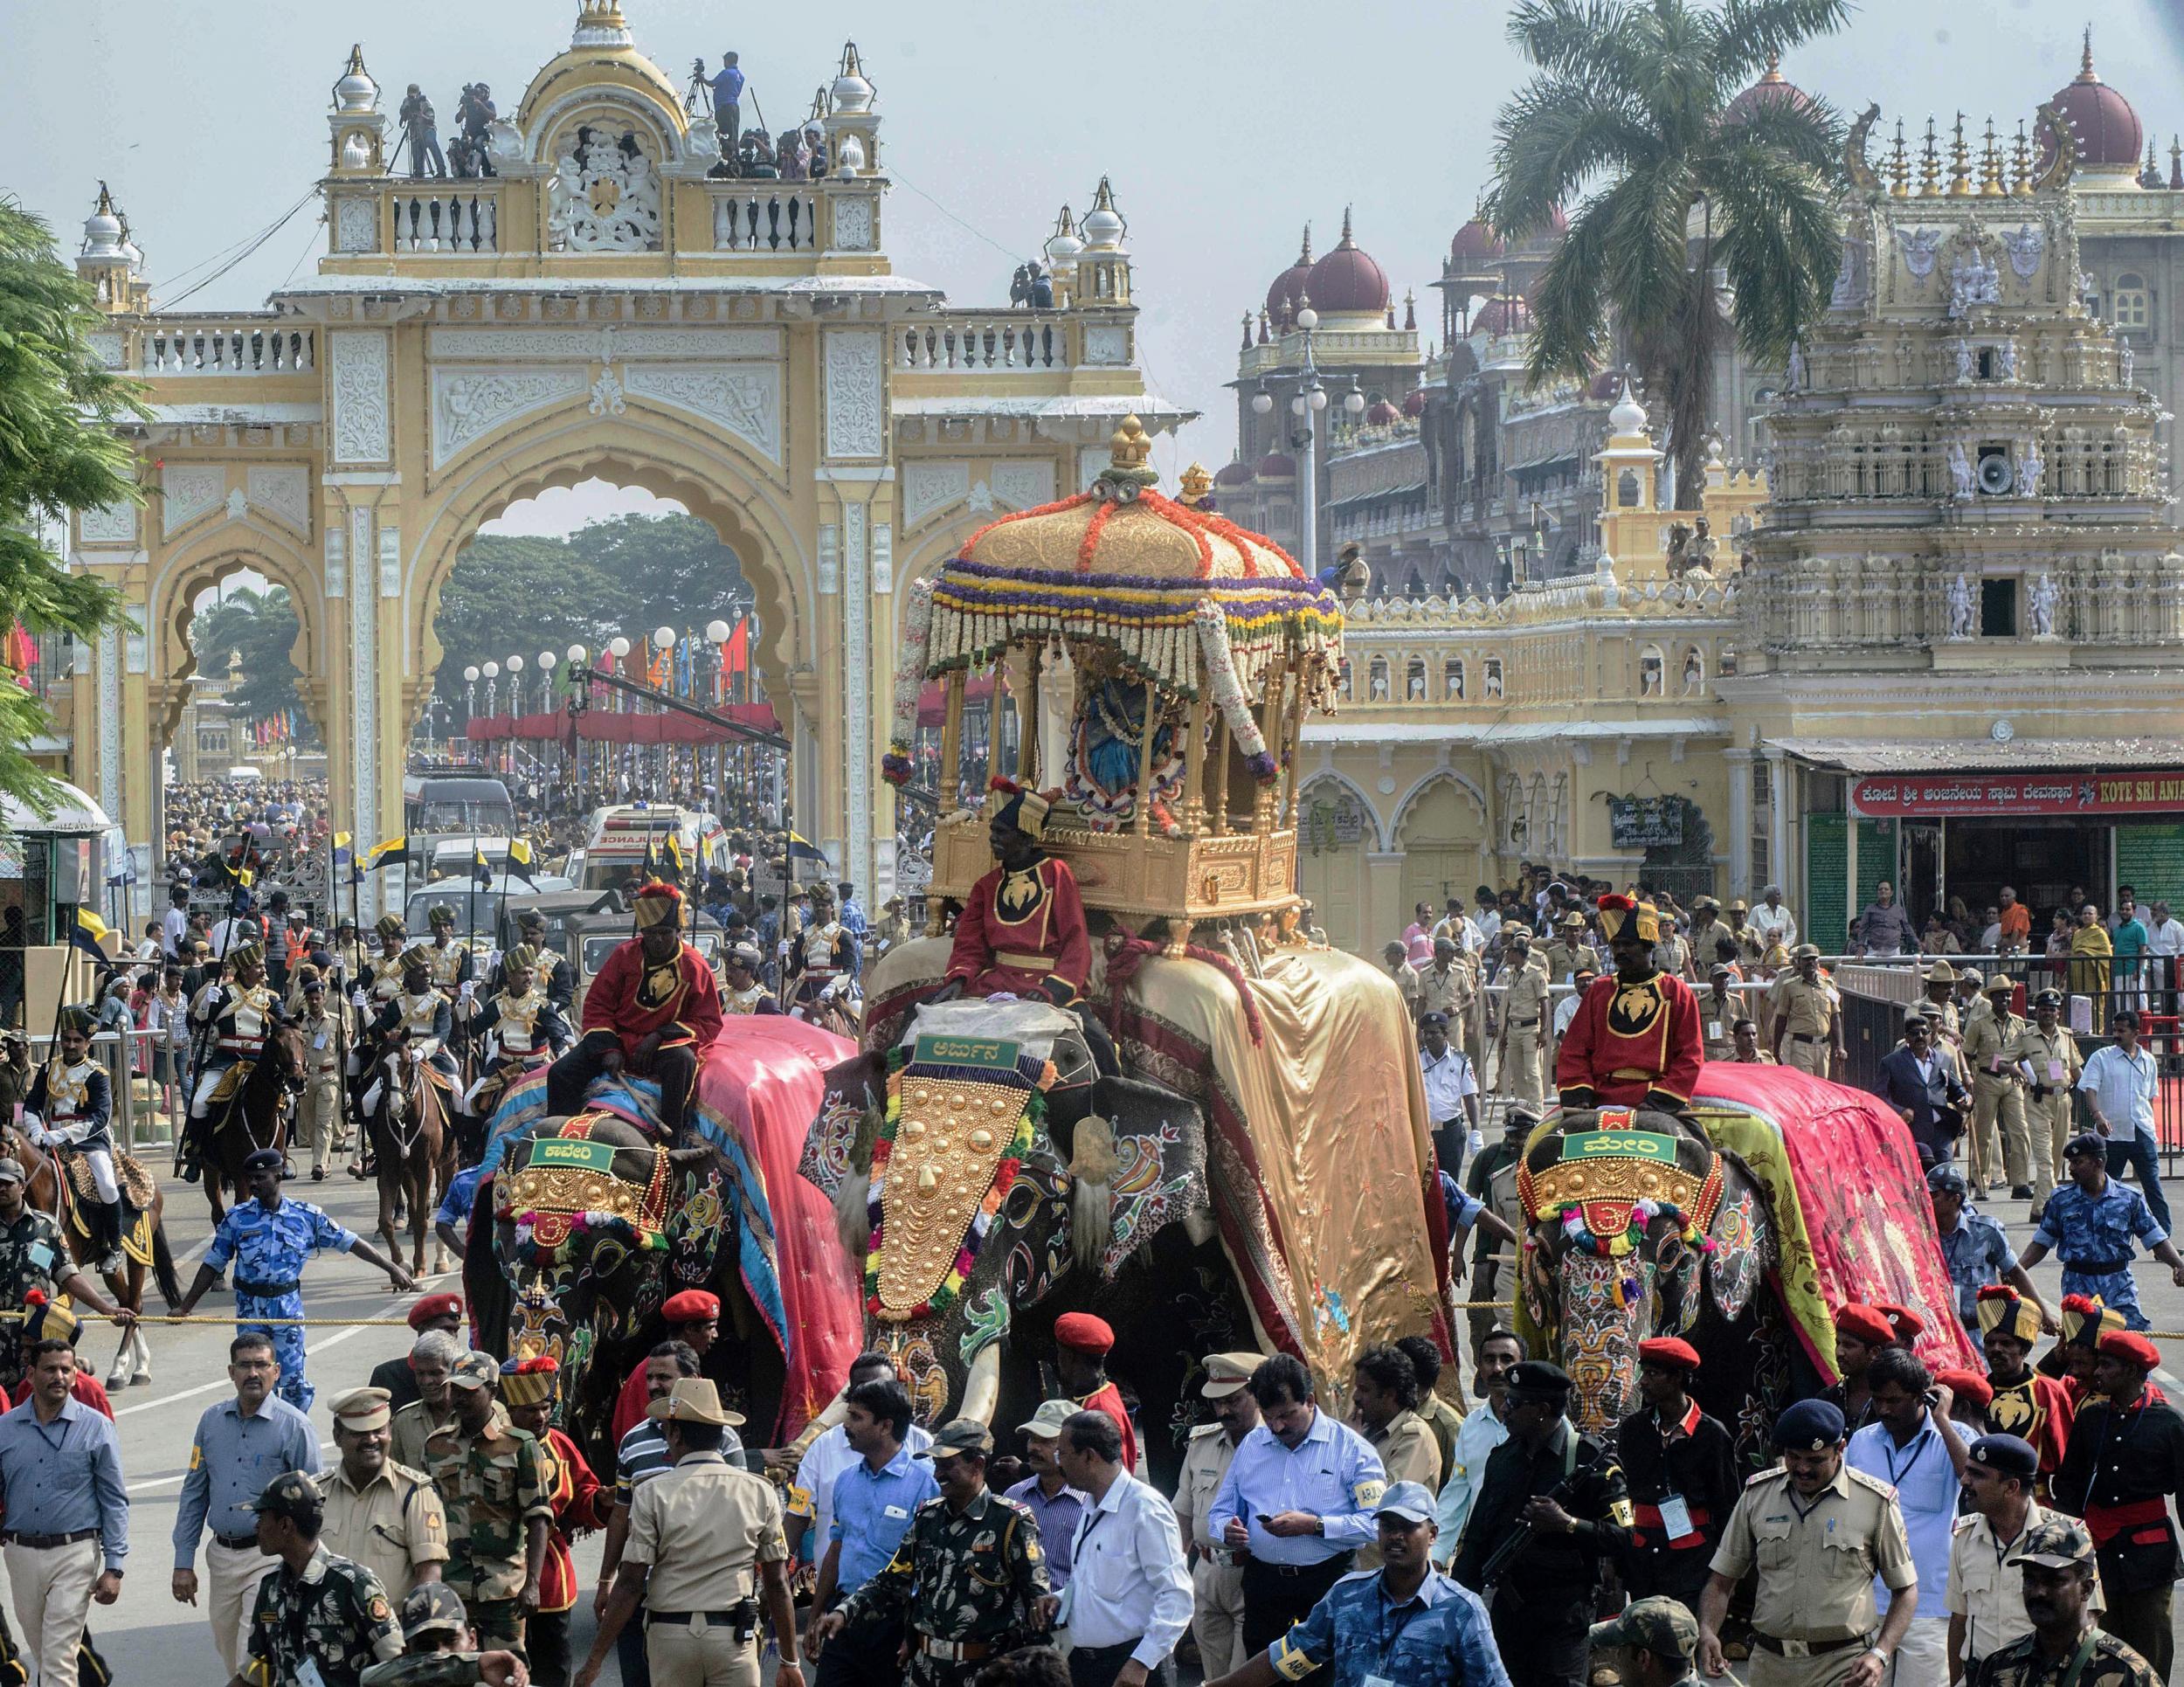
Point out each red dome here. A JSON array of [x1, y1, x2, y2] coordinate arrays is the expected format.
[[1214, 460, 1253, 487], [1725, 53, 1814, 124], [1400, 389, 1426, 418], [1449, 215, 1504, 266], [1472, 294, 1533, 336], [1363, 399, 1401, 425], [1305, 207, 1390, 315], [1265, 225, 1314, 322], [2046, 34, 2143, 168], [1254, 453, 1296, 480]]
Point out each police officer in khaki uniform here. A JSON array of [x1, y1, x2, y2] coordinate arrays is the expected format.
[[1686, 898, 1734, 983], [576, 1379, 805, 1687], [319, 1386, 449, 1605], [295, 973, 348, 1179], [1702, 966, 1742, 1061], [1965, 976, 2032, 1200], [1770, 945, 1842, 1077], [1698, 1399, 1918, 1687], [1172, 1353, 1260, 1677], [1541, 913, 1600, 986], [2006, 990, 2082, 1207], [1496, 929, 1551, 1105]]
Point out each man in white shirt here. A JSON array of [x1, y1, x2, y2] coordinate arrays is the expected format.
[[1469, 888, 1502, 954], [1432, 1328, 1520, 1564], [1047, 1408, 1192, 1687], [2077, 1008, 2170, 1235], [1417, 1012, 1481, 1177], [2145, 901, 2184, 1015], [1749, 887, 1798, 952], [162, 888, 191, 961], [789, 1351, 933, 1564]]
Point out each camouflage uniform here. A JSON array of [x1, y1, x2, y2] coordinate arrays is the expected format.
[[423, 1411, 551, 1652], [361, 1654, 499, 1687], [0, 1206, 70, 1385], [1968, 1629, 2161, 1687], [244, 1545, 404, 1687], [834, 1489, 1051, 1686]]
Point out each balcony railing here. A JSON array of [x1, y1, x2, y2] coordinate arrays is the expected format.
[[895, 315, 1072, 373], [140, 320, 314, 375]]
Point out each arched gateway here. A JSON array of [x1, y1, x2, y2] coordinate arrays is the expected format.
[[64, 0, 1186, 912]]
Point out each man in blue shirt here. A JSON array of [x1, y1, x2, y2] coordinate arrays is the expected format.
[[807, 1375, 937, 1687], [1206, 1481, 1510, 1687], [1206, 1353, 1386, 1684], [836, 882, 868, 945], [432, 1162, 488, 1263], [1845, 1345, 1968, 1687], [709, 52, 743, 154], [175, 1148, 418, 1409], [1928, 1163, 2052, 1331], [1002, 1400, 1089, 1589], [2018, 1132, 2184, 1330], [0, 1338, 128, 1687], [171, 1330, 321, 1680]]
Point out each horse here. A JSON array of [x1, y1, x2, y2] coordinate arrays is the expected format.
[[365, 1042, 456, 1276], [0, 1123, 183, 1388], [195, 1024, 307, 1226]]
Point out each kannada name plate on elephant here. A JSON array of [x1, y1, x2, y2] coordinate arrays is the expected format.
[[499, 1117, 672, 1259]]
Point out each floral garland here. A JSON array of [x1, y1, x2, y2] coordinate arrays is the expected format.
[[1194, 602, 1277, 780], [882, 577, 936, 786], [1555, 1197, 1718, 1261], [862, 1053, 1041, 1322]]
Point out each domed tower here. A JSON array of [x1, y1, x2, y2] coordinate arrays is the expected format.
[[1265, 226, 1313, 328], [1304, 208, 1390, 325], [1042, 204, 1083, 308], [1724, 52, 1814, 126], [825, 42, 881, 177], [2044, 30, 2145, 190], [1076, 176, 1131, 306], [327, 42, 387, 176], [1438, 209, 1505, 342], [76, 183, 148, 315]]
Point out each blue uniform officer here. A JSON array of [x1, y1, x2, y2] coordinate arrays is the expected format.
[[1206, 1352, 1387, 1684], [2018, 1131, 2184, 1330], [174, 1149, 418, 1409]]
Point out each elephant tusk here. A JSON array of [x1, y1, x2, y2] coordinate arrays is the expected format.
[[959, 1342, 1002, 1426]]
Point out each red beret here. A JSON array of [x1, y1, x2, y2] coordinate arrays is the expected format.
[[1054, 1312, 1116, 1356], [1934, 1367, 1993, 1409], [1834, 1304, 1893, 1346], [1637, 1337, 1702, 1372], [662, 1289, 721, 1324], [2098, 1330, 2162, 1371], [406, 1293, 464, 1331], [1876, 1302, 1925, 1343]]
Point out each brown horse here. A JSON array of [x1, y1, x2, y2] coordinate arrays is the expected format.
[[0, 1123, 183, 1388], [197, 1025, 307, 1225], [366, 1045, 455, 1276]]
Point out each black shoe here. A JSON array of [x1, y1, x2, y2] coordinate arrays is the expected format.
[[311, 1167, 325, 1182], [2011, 1185, 2034, 1199]]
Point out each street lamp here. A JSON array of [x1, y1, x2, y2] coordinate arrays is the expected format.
[[538, 649, 557, 711], [705, 618, 731, 644], [482, 660, 499, 718], [1291, 301, 1325, 574], [463, 663, 480, 723]]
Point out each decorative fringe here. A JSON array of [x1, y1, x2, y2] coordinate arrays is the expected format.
[[1194, 604, 1275, 781]]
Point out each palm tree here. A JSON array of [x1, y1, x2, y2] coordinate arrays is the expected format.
[[1487, 0, 1849, 506]]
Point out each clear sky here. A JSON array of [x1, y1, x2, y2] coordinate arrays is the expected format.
[[7, 0, 2180, 531]]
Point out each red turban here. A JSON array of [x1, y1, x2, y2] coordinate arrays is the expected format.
[[1834, 1304, 1893, 1346], [1636, 1337, 1702, 1372], [2098, 1330, 2162, 1372], [662, 1289, 721, 1324], [1054, 1312, 1116, 1356], [407, 1293, 464, 1331]]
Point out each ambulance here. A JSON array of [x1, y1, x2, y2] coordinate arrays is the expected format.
[[577, 805, 729, 892]]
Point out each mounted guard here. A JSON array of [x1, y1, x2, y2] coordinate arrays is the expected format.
[[183, 941, 288, 1180], [22, 1008, 122, 1273]]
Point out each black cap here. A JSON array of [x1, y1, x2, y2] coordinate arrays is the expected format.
[[1506, 1360, 1572, 1399], [1967, 1435, 2040, 1481]]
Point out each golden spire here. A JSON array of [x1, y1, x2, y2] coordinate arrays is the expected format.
[[2077, 25, 2099, 84], [1947, 113, 1973, 195], [1759, 50, 1784, 83], [1980, 118, 2006, 195], [1178, 463, 1213, 506], [1338, 204, 1355, 247], [1918, 117, 1942, 197], [1298, 223, 1312, 264], [2013, 120, 2034, 195], [1103, 415, 1158, 490], [1889, 119, 1911, 196]]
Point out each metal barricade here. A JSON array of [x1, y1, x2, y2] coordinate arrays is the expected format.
[[21, 1027, 180, 1156]]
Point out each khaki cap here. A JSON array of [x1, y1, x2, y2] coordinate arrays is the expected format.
[[1200, 1352, 1261, 1399], [646, 1377, 746, 1428], [329, 1386, 393, 1431], [1925, 960, 1957, 984], [1017, 1399, 1076, 1439]]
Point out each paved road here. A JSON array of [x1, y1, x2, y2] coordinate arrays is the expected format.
[[59, 1140, 2184, 1681]]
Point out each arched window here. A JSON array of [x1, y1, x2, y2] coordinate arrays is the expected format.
[[1617, 469, 1641, 507], [1681, 646, 1705, 695], [1445, 658, 1465, 700], [1406, 658, 1427, 701], [1483, 658, 1504, 700], [1639, 644, 1665, 696], [1368, 657, 1390, 701], [2114, 273, 2151, 332]]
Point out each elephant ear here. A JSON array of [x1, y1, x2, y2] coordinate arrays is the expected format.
[[801, 1049, 888, 1256], [1704, 1179, 1769, 1323], [1070, 1075, 1210, 1278]]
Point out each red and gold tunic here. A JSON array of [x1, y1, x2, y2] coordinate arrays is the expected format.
[[535, 1426, 607, 1614], [1074, 1379, 1138, 1475], [943, 854, 1091, 1007], [1554, 969, 1704, 1110], [580, 938, 725, 1058], [1987, 1369, 2075, 1483]]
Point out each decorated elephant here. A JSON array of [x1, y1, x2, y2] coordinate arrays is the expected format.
[[1511, 1068, 1981, 1470], [468, 1017, 866, 1471]]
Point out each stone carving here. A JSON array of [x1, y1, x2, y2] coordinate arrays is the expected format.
[[901, 460, 970, 529], [872, 523, 893, 594], [588, 365, 626, 418], [78, 497, 136, 546], [2028, 572, 2059, 639], [1947, 249, 2001, 318], [822, 328, 884, 458], [1828, 236, 1870, 310], [324, 523, 346, 599], [1786, 342, 1807, 391], [833, 196, 874, 252], [224, 487, 249, 522], [84, 331, 124, 370], [329, 330, 391, 463], [1947, 441, 1974, 501], [1946, 571, 1974, 640], [96, 628, 121, 824], [966, 480, 995, 513], [2001, 223, 2045, 280], [428, 325, 780, 360], [2017, 439, 2044, 497], [548, 125, 662, 252], [1083, 326, 1130, 366], [161, 465, 226, 536], [2120, 341, 2135, 385], [335, 197, 379, 252], [1952, 337, 1974, 383], [432, 369, 587, 467], [378, 523, 401, 598], [1999, 341, 2018, 381], [1896, 225, 1944, 280], [244, 467, 310, 532], [621, 364, 783, 462], [990, 460, 1055, 510]]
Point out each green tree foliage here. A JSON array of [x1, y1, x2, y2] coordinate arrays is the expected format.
[[1488, 0, 1849, 505], [0, 201, 138, 816], [430, 513, 750, 706], [189, 584, 317, 743]]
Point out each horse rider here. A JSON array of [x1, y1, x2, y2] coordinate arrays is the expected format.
[[720, 941, 778, 1016], [466, 945, 570, 1124], [421, 906, 474, 999], [787, 882, 860, 1018], [546, 880, 722, 1144], [494, 910, 570, 1012], [184, 941, 289, 1186], [349, 916, 411, 1171], [21, 1007, 126, 1273], [364, 948, 460, 1130]]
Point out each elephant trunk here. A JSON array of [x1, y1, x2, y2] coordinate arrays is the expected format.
[[1554, 1249, 1657, 1435], [959, 1342, 1002, 1427]]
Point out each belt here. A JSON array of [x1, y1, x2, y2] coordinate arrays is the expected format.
[[1630, 1503, 1711, 1547], [212, 1532, 259, 1551], [2031, 1085, 2058, 1099], [2085, 1499, 2170, 1546], [1509, 1018, 1538, 1029], [0, 1530, 95, 1549], [913, 1635, 994, 1663], [233, 1280, 301, 1297], [1752, 1631, 1875, 1658], [2063, 1260, 2131, 1276], [1246, 1555, 1351, 1578], [1791, 1033, 1821, 1043], [647, 1608, 750, 1627], [994, 952, 1055, 972]]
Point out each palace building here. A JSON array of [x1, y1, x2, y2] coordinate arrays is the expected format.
[[60, 0, 1183, 911]]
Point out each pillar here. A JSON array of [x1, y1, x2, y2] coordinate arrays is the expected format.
[[818, 323, 888, 897], [1765, 745, 1792, 893], [1724, 748, 1752, 902]]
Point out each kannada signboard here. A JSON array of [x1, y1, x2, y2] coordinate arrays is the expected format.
[[1609, 796, 1683, 849], [1849, 771, 2184, 819]]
